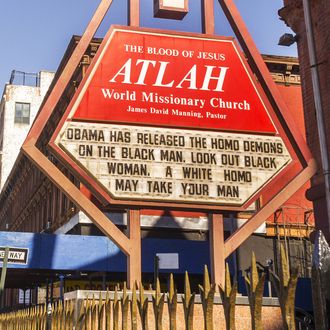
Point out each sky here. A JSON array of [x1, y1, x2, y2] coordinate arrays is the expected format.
[[0, 0, 297, 89]]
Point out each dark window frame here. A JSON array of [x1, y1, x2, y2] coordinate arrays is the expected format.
[[14, 102, 30, 124]]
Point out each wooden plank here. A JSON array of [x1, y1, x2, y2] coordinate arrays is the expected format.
[[224, 159, 317, 258], [218, 0, 313, 165], [129, 0, 140, 27], [127, 209, 141, 289], [22, 144, 131, 255], [209, 214, 225, 290], [0, 247, 9, 298], [202, 0, 215, 34]]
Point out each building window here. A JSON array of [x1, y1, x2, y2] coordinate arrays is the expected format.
[[14, 102, 30, 124]]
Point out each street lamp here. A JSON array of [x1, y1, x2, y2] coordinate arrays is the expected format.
[[278, 33, 296, 46]]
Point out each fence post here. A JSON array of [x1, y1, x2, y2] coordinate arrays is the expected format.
[[0, 247, 9, 305], [245, 252, 265, 330]]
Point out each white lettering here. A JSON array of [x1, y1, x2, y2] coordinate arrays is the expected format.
[[109, 58, 133, 84], [201, 66, 229, 92], [153, 61, 175, 88], [136, 59, 156, 85], [176, 65, 197, 90], [109, 59, 229, 92]]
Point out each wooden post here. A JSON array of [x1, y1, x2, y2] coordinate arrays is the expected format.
[[202, 0, 215, 34], [0, 247, 9, 301], [127, 209, 141, 289], [209, 214, 225, 290], [129, 0, 140, 27]]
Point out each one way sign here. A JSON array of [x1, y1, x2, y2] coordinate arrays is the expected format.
[[0, 247, 28, 265]]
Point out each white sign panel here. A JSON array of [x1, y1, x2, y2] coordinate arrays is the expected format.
[[162, 0, 185, 9], [0, 247, 29, 265], [156, 253, 179, 269], [57, 122, 291, 206]]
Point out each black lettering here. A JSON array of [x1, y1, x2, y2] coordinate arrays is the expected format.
[[109, 131, 131, 143], [243, 141, 283, 154], [136, 133, 185, 147], [108, 163, 147, 176], [182, 167, 212, 180], [191, 152, 217, 165], [160, 150, 183, 162], [224, 170, 252, 182], [67, 128, 73, 139], [165, 166, 173, 177], [98, 146, 115, 158], [220, 154, 240, 166], [244, 156, 277, 169], [189, 137, 207, 148], [121, 147, 155, 160], [217, 185, 239, 197], [68, 128, 104, 141], [147, 181, 173, 194], [181, 183, 209, 196], [78, 144, 93, 157], [210, 138, 239, 151], [115, 179, 138, 191]]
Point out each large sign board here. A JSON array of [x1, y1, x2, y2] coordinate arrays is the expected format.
[[52, 26, 293, 208]]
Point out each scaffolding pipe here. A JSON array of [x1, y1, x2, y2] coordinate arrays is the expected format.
[[302, 0, 330, 235]]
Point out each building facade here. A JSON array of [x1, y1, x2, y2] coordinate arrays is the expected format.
[[0, 70, 54, 190], [280, 0, 330, 240]]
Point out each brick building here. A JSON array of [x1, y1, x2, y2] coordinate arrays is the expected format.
[[279, 0, 330, 240]]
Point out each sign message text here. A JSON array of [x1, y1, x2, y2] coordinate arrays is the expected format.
[[59, 122, 291, 206]]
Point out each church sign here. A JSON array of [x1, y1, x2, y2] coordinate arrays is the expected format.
[[53, 26, 292, 207]]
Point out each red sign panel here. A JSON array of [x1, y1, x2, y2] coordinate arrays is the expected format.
[[72, 28, 276, 134]]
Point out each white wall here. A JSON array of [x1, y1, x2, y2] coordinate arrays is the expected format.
[[0, 71, 54, 190]]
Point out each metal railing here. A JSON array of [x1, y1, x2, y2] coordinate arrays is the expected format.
[[0, 244, 314, 329], [9, 70, 40, 87]]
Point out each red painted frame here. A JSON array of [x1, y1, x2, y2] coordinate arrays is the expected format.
[[20, 0, 316, 289]]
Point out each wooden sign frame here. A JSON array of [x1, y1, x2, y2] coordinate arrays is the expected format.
[[21, 0, 316, 289]]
